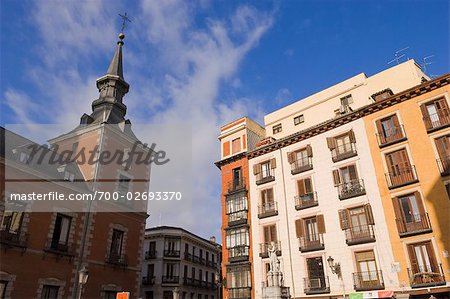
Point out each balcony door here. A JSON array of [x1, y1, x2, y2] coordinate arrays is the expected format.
[[349, 206, 369, 238], [386, 148, 413, 185], [355, 250, 380, 288], [407, 241, 441, 286], [336, 134, 352, 155], [435, 135, 450, 171], [298, 178, 313, 198], [395, 193, 426, 233], [306, 257, 326, 289], [304, 217, 319, 243], [261, 188, 274, 211], [264, 224, 277, 244]]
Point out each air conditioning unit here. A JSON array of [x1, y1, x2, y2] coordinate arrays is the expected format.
[[310, 278, 322, 288]]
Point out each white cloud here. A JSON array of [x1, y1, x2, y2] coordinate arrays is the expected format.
[[5, 0, 274, 240]]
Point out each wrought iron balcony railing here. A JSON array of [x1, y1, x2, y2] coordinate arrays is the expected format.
[[256, 169, 275, 185], [376, 125, 407, 147], [295, 192, 318, 210], [353, 270, 385, 291], [345, 224, 376, 245], [142, 276, 155, 285], [258, 202, 278, 219], [145, 250, 157, 259], [303, 276, 330, 294], [396, 213, 432, 237], [385, 165, 418, 189], [162, 276, 180, 284], [299, 233, 324, 252], [408, 264, 445, 288], [331, 142, 357, 162], [291, 157, 313, 175], [259, 241, 281, 258], [423, 109, 450, 132], [45, 242, 75, 257], [164, 249, 180, 258], [184, 252, 192, 261], [337, 179, 366, 200]]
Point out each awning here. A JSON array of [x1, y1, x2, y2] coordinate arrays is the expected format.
[[349, 290, 394, 299]]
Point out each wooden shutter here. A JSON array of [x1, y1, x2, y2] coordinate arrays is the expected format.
[[420, 104, 429, 118], [267, 188, 274, 203], [375, 119, 384, 137], [332, 170, 341, 186], [295, 219, 304, 238], [270, 225, 277, 241], [413, 191, 426, 216], [304, 178, 312, 193], [435, 135, 450, 160], [261, 189, 266, 205], [338, 209, 350, 230], [435, 97, 449, 111], [425, 241, 438, 271], [349, 130, 356, 143], [270, 158, 277, 169], [317, 214, 326, 233], [263, 226, 270, 243], [253, 163, 261, 175], [392, 114, 400, 128], [407, 244, 418, 272], [364, 204, 375, 225], [287, 152, 294, 164], [298, 180, 306, 196], [392, 197, 405, 233], [223, 141, 230, 156], [348, 164, 358, 180], [327, 137, 336, 150], [306, 145, 313, 157]]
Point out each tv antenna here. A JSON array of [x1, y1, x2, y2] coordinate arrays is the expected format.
[[421, 54, 435, 74], [388, 47, 410, 65]]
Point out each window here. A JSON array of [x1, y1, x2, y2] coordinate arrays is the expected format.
[[41, 285, 59, 299], [50, 214, 71, 251], [354, 250, 382, 290], [295, 177, 317, 209], [435, 135, 450, 174], [261, 188, 274, 206], [273, 124, 282, 134], [259, 188, 277, 218], [226, 227, 249, 249], [253, 159, 276, 184], [261, 161, 271, 178], [231, 167, 243, 190], [407, 241, 444, 286], [296, 215, 325, 251], [104, 291, 117, 299], [327, 130, 357, 162], [375, 114, 405, 146], [263, 224, 277, 243], [226, 194, 248, 223], [341, 94, 353, 106], [305, 257, 328, 293], [332, 163, 366, 199], [19, 152, 30, 164], [117, 174, 131, 195], [297, 177, 313, 197], [420, 97, 450, 131], [392, 192, 431, 235], [232, 138, 241, 154], [226, 266, 252, 293], [1, 210, 23, 235], [338, 205, 375, 245], [110, 229, 124, 257], [385, 148, 417, 188], [371, 89, 393, 102], [294, 115, 304, 125], [288, 145, 313, 174]]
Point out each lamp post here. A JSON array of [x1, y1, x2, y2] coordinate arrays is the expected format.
[[327, 256, 346, 299], [77, 266, 89, 299]]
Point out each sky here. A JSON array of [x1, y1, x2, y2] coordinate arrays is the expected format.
[[1, 0, 449, 241]]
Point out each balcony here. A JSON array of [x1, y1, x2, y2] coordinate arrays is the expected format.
[[408, 264, 446, 288], [353, 270, 385, 291], [303, 276, 330, 294], [291, 157, 313, 175], [164, 250, 180, 258], [184, 252, 192, 261], [162, 276, 180, 284], [259, 241, 281, 258], [192, 255, 200, 263], [437, 156, 450, 176], [258, 202, 278, 219], [228, 287, 251, 299], [145, 250, 157, 259], [423, 109, 450, 132], [256, 170, 275, 185], [228, 245, 250, 263], [385, 165, 418, 189], [331, 142, 357, 162], [228, 210, 248, 226], [345, 224, 376, 245], [200, 257, 206, 265], [299, 233, 324, 252], [142, 276, 155, 285], [295, 192, 318, 210], [183, 277, 194, 286], [228, 181, 246, 194], [44, 242, 75, 258], [396, 213, 432, 237], [337, 179, 366, 200], [376, 125, 407, 148], [0, 230, 28, 249], [105, 252, 128, 266]]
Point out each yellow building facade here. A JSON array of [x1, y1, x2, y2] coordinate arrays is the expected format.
[[363, 74, 450, 298]]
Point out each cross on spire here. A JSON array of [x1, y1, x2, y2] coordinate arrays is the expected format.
[[118, 12, 131, 33]]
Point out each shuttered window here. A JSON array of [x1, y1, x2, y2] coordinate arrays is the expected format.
[[263, 225, 277, 243], [435, 135, 450, 160], [261, 188, 274, 205], [385, 148, 411, 175], [338, 204, 374, 230], [333, 164, 358, 185], [297, 178, 313, 196]]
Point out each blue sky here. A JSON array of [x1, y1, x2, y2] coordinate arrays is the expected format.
[[1, 0, 449, 240]]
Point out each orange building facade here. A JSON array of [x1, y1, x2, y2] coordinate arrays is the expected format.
[[363, 74, 450, 298]]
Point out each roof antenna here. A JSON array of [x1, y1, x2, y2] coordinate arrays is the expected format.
[[421, 54, 435, 74], [388, 46, 410, 65]]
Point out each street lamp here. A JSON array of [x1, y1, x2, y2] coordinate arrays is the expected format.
[[327, 256, 346, 299], [78, 266, 89, 299]]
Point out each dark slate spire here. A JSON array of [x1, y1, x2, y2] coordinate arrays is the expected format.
[[83, 33, 130, 125]]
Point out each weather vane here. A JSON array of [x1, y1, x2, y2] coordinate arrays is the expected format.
[[118, 12, 132, 33]]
